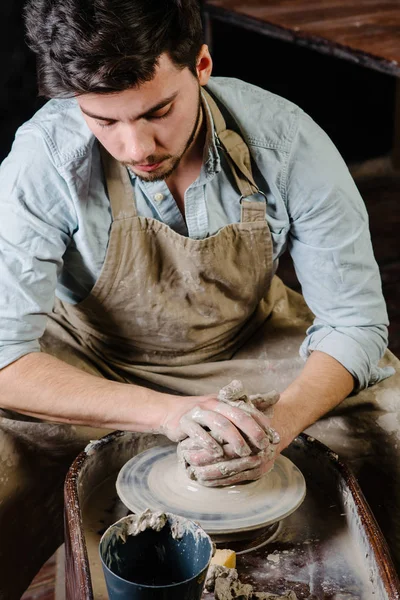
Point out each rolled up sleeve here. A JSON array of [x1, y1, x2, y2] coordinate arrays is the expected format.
[[286, 112, 392, 390], [0, 124, 75, 369]]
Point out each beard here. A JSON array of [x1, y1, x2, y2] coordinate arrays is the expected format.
[[124, 89, 203, 183]]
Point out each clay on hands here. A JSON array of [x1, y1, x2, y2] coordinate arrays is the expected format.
[[177, 380, 280, 487], [217, 380, 280, 446]]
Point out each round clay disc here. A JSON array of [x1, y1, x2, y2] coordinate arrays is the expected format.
[[116, 444, 306, 536]]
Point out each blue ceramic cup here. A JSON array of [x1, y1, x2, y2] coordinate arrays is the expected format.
[[99, 511, 213, 599]]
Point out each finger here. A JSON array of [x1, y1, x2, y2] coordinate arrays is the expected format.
[[218, 442, 256, 460], [232, 405, 281, 445], [188, 455, 262, 482], [211, 402, 273, 451], [179, 438, 239, 466], [186, 406, 251, 457], [199, 465, 269, 487], [220, 443, 237, 459], [249, 416, 280, 445], [179, 412, 224, 457], [178, 439, 223, 467], [261, 443, 278, 462], [199, 457, 276, 487]]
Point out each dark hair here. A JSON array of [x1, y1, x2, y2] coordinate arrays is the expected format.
[[24, 0, 204, 98]]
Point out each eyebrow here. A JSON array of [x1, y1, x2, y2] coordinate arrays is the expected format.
[[80, 92, 179, 122]]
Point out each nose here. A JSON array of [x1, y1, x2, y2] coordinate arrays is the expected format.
[[125, 122, 156, 164]]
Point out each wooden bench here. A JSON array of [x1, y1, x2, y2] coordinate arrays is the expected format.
[[201, 0, 400, 165]]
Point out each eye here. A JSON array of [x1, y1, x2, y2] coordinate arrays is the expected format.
[[95, 120, 116, 129], [148, 105, 172, 121]]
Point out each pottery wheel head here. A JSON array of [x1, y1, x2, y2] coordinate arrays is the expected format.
[[116, 445, 306, 538]]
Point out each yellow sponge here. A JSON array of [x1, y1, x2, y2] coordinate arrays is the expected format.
[[211, 549, 236, 569]]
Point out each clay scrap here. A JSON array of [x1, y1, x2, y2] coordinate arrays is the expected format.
[[205, 564, 239, 592], [106, 509, 167, 546], [206, 564, 297, 600]]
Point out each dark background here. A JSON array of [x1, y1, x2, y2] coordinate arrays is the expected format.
[[1, 8, 399, 354], [211, 20, 396, 164]]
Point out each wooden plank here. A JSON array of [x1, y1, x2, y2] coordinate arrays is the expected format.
[[21, 555, 56, 600], [54, 545, 66, 600], [204, 0, 400, 76]]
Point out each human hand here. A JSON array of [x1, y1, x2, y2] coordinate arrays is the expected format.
[[175, 380, 281, 486], [177, 438, 277, 487], [160, 392, 278, 463]]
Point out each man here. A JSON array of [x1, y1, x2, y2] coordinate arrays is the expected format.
[[0, 0, 399, 597]]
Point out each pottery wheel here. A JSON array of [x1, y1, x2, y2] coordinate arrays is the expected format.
[[116, 445, 306, 537]]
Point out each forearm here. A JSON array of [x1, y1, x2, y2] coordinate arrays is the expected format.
[[272, 350, 354, 450], [0, 352, 172, 432]]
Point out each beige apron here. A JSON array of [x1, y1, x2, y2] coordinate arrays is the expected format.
[[0, 92, 399, 599], [43, 90, 313, 396]]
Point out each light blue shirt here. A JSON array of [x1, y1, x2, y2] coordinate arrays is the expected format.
[[0, 77, 393, 389]]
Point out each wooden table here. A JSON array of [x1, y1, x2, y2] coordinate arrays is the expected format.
[[202, 1, 400, 76], [202, 1, 400, 164]]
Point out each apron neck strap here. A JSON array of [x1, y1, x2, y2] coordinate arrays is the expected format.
[[99, 144, 138, 221], [202, 89, 260, 199]]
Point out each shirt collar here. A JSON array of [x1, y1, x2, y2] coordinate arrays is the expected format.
[[200, 87, 222, 179]]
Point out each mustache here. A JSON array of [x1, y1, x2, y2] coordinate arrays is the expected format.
[[124, 155, 172, 167]]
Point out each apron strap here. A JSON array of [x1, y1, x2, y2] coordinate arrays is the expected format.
[[99, 144, 138, 221], [202, 89, 260, 200], [240, 200, 267, 223]]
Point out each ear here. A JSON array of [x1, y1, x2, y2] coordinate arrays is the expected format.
[[196, 44, 213, 86]]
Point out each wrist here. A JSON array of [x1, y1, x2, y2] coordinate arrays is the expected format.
[[152, 393, 187, 436], [270, 387, 303, 453], [118, 385, 174, 434]]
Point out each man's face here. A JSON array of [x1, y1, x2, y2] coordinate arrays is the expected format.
[[77, 51, 211, 181]]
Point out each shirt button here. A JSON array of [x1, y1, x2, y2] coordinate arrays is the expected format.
[[154, 193, 164, 202]]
